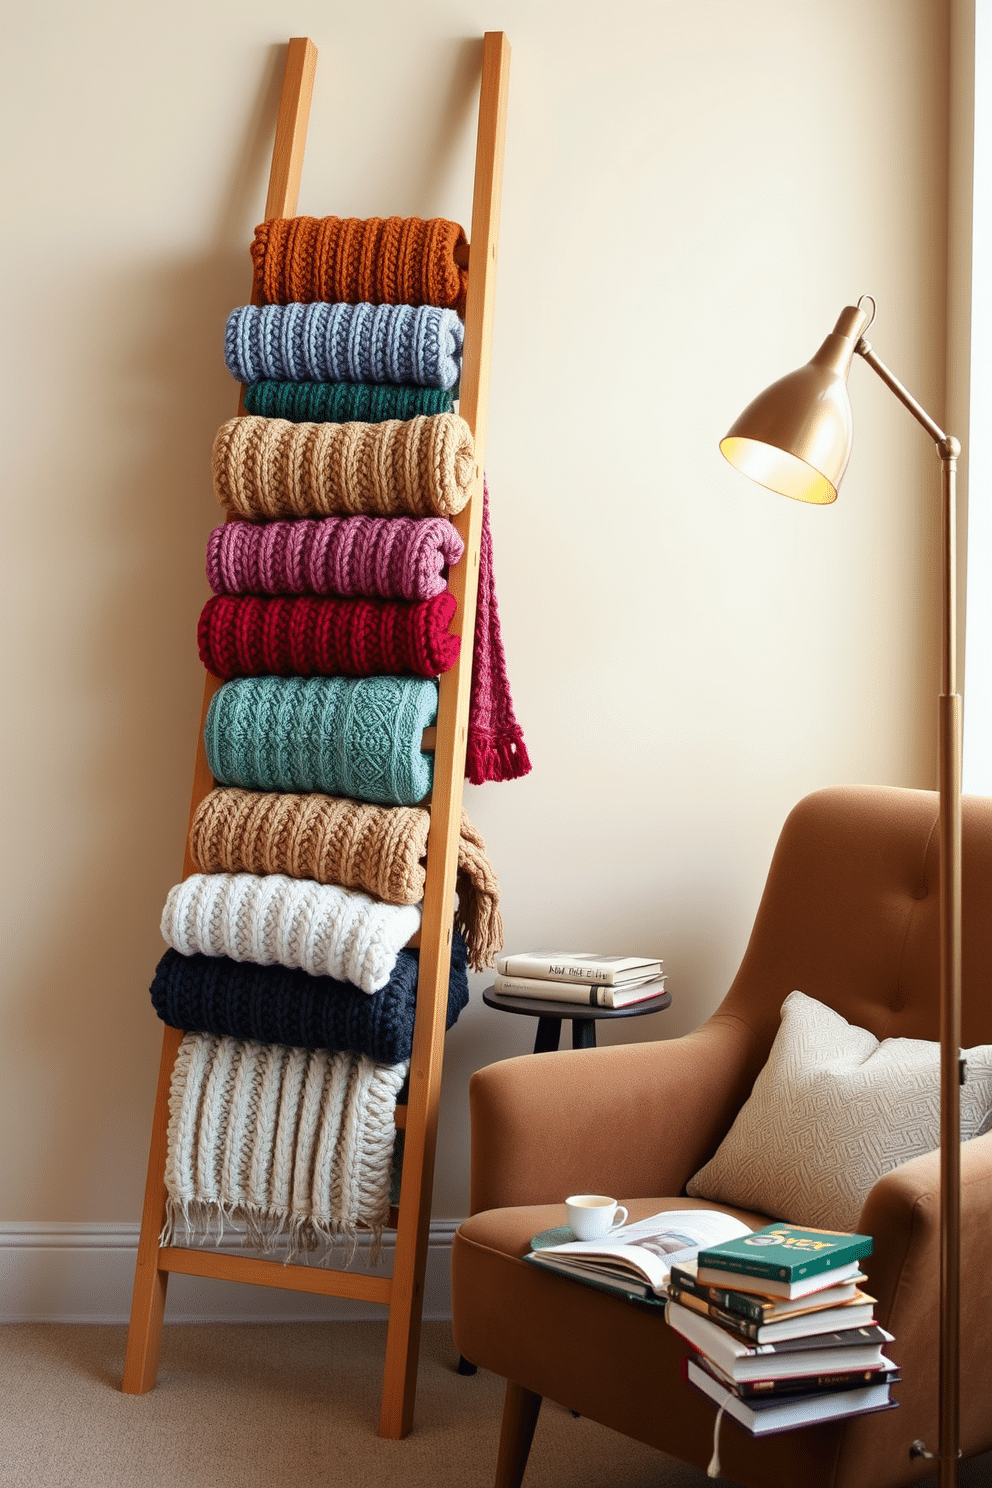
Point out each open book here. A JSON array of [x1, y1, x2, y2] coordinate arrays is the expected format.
[[526, 1209, 753, 1303]]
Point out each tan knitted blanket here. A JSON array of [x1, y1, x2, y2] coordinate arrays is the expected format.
[[212, 413, 475, 520], [189, 788, 502, 971]]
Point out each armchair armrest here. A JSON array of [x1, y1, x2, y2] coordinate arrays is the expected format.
[[469, 1012, 758, 1213], [857, 1130, 992, 1455]]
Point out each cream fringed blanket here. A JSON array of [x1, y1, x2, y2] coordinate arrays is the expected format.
[[163, 1033, 407, 1257], [212, 413, 475, 520], [188, 788, 502, 971], [160, 874, 420, 992]]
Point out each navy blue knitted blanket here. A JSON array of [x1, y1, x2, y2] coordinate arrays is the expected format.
[[150, 933, 469, 1063]]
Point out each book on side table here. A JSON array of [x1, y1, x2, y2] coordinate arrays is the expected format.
[[494, 951, 663, 986], [493, 972, 668, 1008]]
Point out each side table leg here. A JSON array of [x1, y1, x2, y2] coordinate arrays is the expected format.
[[571, 1019, 597, 1050], [533, 1017, 562, 1054]]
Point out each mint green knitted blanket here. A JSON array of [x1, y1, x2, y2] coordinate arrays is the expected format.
[[204, 676, 438, 806]]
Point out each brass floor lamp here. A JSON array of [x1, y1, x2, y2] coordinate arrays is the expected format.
[[720, 296, 963, 1487]]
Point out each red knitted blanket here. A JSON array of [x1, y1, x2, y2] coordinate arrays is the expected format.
[[198, 592, 460, 681]]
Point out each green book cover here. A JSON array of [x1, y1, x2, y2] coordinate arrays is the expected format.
[[696, 1224, 872, 1282]]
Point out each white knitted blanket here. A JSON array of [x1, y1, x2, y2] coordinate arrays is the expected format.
[[160, 873, 421, 992], [162, 1033, 408, 1257]]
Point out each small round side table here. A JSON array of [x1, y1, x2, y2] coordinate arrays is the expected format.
[[482, 985, 672, 1053]]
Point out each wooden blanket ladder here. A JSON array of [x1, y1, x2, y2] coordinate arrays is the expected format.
[[122, 31, 510, 1439]]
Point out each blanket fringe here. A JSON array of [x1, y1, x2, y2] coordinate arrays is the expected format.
[[455, 817, 504, 970], [161, 1196, 387, 1267]]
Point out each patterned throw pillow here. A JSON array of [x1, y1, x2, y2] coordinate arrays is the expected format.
[[686, 991, 992, 1232]]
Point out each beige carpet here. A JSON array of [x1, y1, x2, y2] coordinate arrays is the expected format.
[[1, 1321, 989, 1488]]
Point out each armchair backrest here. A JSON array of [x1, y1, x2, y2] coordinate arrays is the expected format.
[[714, 786, 992, 1088]]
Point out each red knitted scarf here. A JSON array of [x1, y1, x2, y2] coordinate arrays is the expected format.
[[469, 483, 531, 784]]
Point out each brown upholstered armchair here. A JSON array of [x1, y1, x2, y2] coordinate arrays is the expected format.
[[451, 786, 992, 1488]]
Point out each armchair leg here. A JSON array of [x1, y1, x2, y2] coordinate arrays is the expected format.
[[495, 1380, 542, 1488]]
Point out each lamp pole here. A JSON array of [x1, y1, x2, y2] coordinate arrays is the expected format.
[[856, 337, 961, 1485]]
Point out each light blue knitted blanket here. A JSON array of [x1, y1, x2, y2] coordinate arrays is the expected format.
[[204, 675, 438, 806], [224, 303, 464, 389]]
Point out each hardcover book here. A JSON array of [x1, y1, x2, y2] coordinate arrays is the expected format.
[[494, 951, 663, 986], [692, 1258, 865, 1300], [667, 1285, 877, 1344], [694, 1352, 900, 1403], [686, 1358, 897, 1435], [696, 1224, 872, 1284], [493, 972, 668, 1008], [668, 1257, 866, 1322], [664, 1300, 892, 1381]]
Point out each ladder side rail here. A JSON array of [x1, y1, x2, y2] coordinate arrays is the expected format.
[[122, 38, 318, 1394], [379, 30, 511, 1440]]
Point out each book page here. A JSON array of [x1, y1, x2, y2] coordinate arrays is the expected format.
[[536, 1210, 752, 1291]]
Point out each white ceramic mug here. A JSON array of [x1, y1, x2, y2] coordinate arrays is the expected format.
[[565, 1194, 630, 1240]]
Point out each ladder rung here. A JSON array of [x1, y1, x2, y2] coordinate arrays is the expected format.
[[158, 1245, 393, 1303]]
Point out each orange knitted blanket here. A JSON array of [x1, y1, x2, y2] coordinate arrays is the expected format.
[[250, 216, 468, 312]]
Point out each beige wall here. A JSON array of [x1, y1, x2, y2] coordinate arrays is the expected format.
[[0, 0, 948, 1226]]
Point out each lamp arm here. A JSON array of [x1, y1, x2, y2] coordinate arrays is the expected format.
[[856, 336, 956, 452]]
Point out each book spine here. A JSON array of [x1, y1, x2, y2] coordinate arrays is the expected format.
[[494, 975, 618, 1006], [496, 957, 661, 986], [668, 1270, 767, 1324], [667, 1289, 763, 1340], [729, 1368, 898, 1401], [698, 1252, 859, 1283]]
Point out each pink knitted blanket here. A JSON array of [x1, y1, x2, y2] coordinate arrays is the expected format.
[[206, 516, 464, 602]]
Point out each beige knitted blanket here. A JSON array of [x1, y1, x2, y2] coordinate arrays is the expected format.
[[189, 788, 502, 971], [212, 413, 475, 520], [160, 873, 421, 991], [162, 1032, 407, 1258]]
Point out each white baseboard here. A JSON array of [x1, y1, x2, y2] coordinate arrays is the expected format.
[[0, 1221, 459, 1325]]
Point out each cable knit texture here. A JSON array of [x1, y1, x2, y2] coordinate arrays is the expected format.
[[225, 304, 463, 389], [161, 873, 420, 992], [206, 516, 464, 602], [197, 592, 460, 681], [250, 216, 467, 311], [212, 414, 474, 520], [204, 675, 437, 806], [163, 1032, 406, 1257], [243, 380, 453, 424], [188, 788, 502, 971], [150, 934, 469, 1064]]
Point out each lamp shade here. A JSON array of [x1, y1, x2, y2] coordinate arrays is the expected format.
[[720, 302, 873, 504]]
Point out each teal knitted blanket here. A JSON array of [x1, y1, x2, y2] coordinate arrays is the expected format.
[[204, 675, 438, 806], [243, 381, 454, 424]]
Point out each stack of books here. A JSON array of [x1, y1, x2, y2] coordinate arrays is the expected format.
[[493, 950, 666, 1008], [665, 1224, 899, 1435]]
